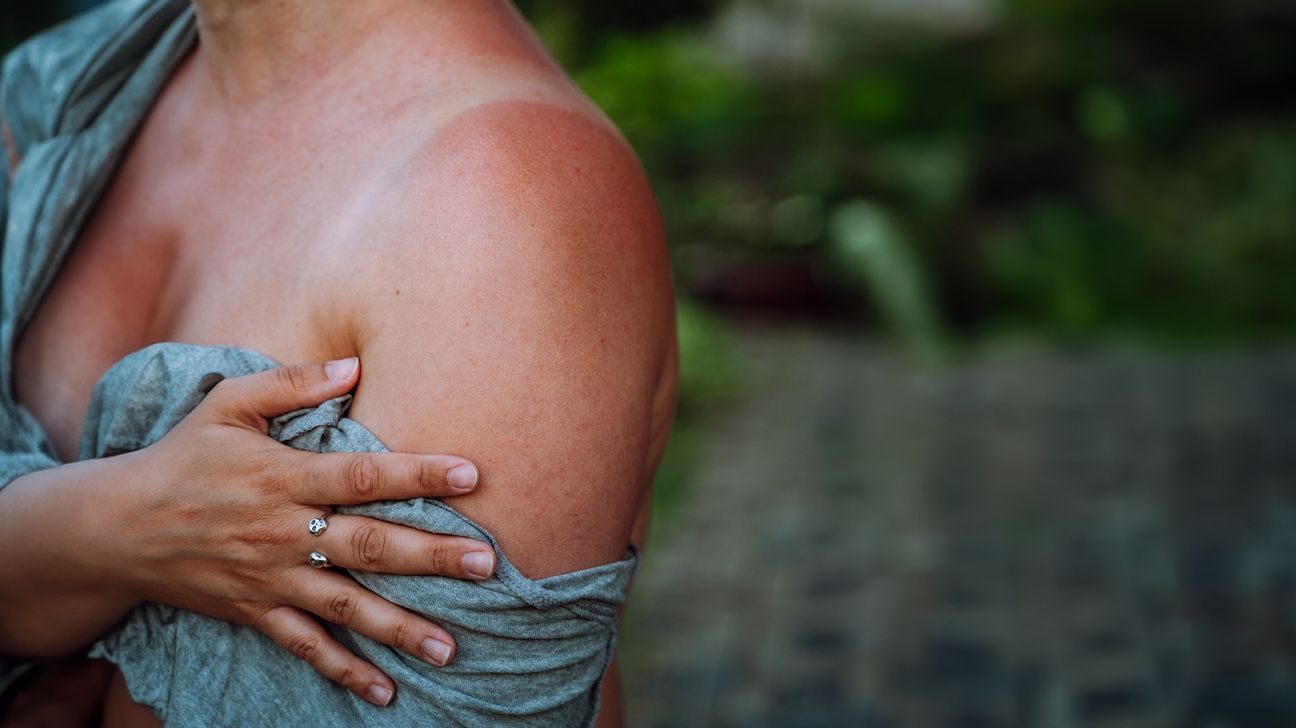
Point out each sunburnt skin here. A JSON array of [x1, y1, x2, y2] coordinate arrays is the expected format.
[[349, 98, 675, 577], [7, 0, 674, 725]]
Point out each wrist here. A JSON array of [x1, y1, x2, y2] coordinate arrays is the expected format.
[[0, 455, 150, 655], [61, 451, 155, 603]]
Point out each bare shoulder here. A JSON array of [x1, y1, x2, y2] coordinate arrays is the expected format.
[[342, 95, 676, 578], [389, 95, 667, 283], [353, 95, 677, 399]]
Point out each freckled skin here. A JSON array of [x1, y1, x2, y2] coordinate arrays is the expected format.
[[8, 1, 674, 725], [347, 98, 675, 576]]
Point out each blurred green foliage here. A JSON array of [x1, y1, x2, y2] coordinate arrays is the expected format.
[[830, 200, 946, 359], [526, 0, 1296, 343], [650, 299, 740, 524], [674, 298, 741, 416]]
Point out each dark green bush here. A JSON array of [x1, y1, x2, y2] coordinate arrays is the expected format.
[[542, 0, 1296, 342]]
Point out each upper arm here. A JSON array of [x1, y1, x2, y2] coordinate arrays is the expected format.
[[345, 100, 675, 578]]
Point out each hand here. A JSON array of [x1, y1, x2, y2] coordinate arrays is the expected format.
[[104, 357, 491, 707]]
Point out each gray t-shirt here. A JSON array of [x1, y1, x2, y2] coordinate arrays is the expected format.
[[0, 2, 637, 724]]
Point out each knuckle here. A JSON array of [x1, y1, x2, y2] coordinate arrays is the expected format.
[[425, 541, 450, 575], [275, 365, 310, 394], [240, 518, 293, 548], [245, 604, 276, 630], [326, 591, 359, 628], [350, 523, 387, 569], [255, 462, 293, 497], [415, 459, 439, 489], [287, 458, 321, 499], [343, 455, 381, 499], [335, 665, 359, 690], [388, 620, 412, 650], [288, 634, 323, 664], [236, 567, 277, 593]]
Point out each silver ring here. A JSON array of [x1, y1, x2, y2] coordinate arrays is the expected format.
[[308, 551, 332, 568], [307, 513, 331, 537]]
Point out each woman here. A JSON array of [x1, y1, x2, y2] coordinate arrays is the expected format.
[[0, 0, 676, 725]]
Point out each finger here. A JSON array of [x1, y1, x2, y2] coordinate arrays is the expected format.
[[312, 514, 495, 579], [293, 451, 479, 505], [210, 358, 361, 424], [255, 605, 396, 707], [295, 571, 457, 668]]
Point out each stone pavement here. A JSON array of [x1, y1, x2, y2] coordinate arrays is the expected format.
[[618, 324, 1296, 728]]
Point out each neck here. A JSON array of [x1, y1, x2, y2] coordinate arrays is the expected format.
[[190, 0, 415, 109]]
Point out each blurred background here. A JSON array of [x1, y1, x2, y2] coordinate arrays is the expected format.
[[7, 0, 1296, 725]]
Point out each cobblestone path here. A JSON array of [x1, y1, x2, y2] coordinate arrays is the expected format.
[[619, 324, 1296, 728]]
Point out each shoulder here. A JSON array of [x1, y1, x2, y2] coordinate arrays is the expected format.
[[350, 95, 674, 355], [1, 0, 187, 152], [340, 97, 675, 577], [313, 4, 669, 319], [403, 97, 662, 260]]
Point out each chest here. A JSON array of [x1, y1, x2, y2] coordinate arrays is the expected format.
[[10, 116, 362, 462]]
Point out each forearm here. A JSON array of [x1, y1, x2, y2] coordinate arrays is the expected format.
[[0, 454, 142, 658]]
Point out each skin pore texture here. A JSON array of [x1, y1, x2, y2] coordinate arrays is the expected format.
[[6, 0, 676, 724]]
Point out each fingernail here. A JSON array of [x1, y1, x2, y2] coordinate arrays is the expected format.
[[447, 464, 478, 491], [421, 638, 453, 666], [325, 357, 359, 382], [462, 551, 494, 579], [367, 683, 393, 706]]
